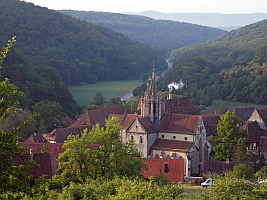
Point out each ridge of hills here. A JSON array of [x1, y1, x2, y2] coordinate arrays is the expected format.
[[58, 10, 227, 56], [170, 19, 267, 71], [0, 0, 167, 86], [125, 10, 267, 30]]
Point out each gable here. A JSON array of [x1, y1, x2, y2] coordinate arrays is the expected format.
[[127, 119, 147, 134]]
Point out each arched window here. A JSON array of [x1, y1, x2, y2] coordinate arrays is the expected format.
[[164, 163, 169, 173], [199, 138, 202, 162], [140, 136, 143, 143], [131, 135, 134, 140]]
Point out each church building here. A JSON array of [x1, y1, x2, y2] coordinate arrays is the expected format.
[[118, 64, 211, 177]]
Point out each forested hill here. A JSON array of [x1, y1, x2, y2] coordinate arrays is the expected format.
[[58, 10, 227, 56], [0, 0, 167, 85], [170, 19, 267, 72]]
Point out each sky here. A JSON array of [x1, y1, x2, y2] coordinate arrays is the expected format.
[[22, 0, 267, 14]]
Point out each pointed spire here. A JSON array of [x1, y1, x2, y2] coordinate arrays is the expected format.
[[149, 60, 158, 96]]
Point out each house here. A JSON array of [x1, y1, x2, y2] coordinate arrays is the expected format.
[[201, 114, 221, 138], [248, 108, 267, 130], [233, 107, 255, 126], [25, 133, 49, 143], [141, 158, 184, 182]]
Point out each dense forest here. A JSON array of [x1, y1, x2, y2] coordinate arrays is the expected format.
[[158, 45, 267, 111], [0, 40, 79, 119], [170, 19, 267, 72], [58, 10, 227, 56], [0, 0, 167, 85]]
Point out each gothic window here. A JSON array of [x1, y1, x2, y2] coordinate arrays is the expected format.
[[199, 138, 202, 162], [131, 135, 134, 140], [140, 136, 143, 143]]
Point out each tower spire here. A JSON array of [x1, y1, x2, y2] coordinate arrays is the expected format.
[[149, 60, 157, 95]]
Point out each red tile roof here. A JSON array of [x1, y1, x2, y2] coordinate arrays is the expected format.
[[69, 105, 126, 128], [141, 158, 184, 182], [138, 117, 157, 133], [158, 113, 200, 134], [150, 138, 193, 152]]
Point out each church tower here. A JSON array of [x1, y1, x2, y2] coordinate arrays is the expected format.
[[141, 61, 165, 122]]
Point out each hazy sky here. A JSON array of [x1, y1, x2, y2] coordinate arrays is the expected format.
[[22, 0, 267, 14]]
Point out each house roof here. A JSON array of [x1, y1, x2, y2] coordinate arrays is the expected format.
[[202, 114, 221, 137], [119, 114, 157, 133], [165, 97, 198, 115], [203, 160, 254, 175], [256, 108, 267, 125], [242, 121, 267, 143], [158, 113, 200, 134], [141, 158, 184, 183], [46, 124, 96, 143], [150, 138, 193, 152], [233, 107, 255, 126], [69, 105, 126, 128], [24, 133, 49, 143]]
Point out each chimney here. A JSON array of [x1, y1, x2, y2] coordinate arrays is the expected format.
[[169, 93, 172, 99]]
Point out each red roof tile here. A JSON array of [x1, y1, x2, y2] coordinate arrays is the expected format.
[[138, 117, 157, 133], [242, 121, 267, 143], [141, 158, 184, 182], [256, 108, 267, 126], [158, 113, 200, 134], [150, 138, 193, 152]]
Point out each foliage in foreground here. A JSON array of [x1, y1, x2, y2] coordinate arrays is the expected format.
[[21, 176, 184, 200], [198, 172, 267, 200]]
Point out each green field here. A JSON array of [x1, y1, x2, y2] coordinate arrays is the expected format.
[[68, 80, 142, 106], [183, 185, 206, 199]]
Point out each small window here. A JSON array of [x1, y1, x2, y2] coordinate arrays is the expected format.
[[140, 136, 143, 143], [131, 135, 134, 140], [185, 137, 188, 141], [161, 135, 165, 138], [164, 163, 169, 173], [155, 154, 159, 158], [173, 136, 176, 140]]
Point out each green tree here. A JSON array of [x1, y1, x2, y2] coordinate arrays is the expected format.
[[33, 101, 67, 133], [210, 111, 248, 161], [57, 117, 147, 183], [232, 164, 254, 179], [232, 138, 248, 162], [0, 37, 37, 198], [93, 91, 105, 107], [256, 166, 267, 180]]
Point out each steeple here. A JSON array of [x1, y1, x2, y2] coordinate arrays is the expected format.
[[148, 60, 158, 96]]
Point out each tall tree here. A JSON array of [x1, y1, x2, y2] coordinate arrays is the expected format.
[[93, 91, 105, 107], [57, 117, 147, 183], [0, 37, 37, 197], [210, 111, 248, 161]]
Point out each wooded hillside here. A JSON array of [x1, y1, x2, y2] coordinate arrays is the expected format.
[[0, 0, 167, 85], [170, 19, 267, 73], [58, 10, 227, 56]]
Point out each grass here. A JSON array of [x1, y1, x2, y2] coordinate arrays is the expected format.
[[200, 100, 266, 115], [183, 185, 206, 199], [68, 80, 142, 106]]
